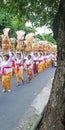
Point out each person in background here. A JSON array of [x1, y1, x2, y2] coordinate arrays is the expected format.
[[33, 52, 39, 76], [38, 52, 44, 73], [11, 52, 16, 76], [23, 52, 28, 71], [1, 53, 12, 92], [15, 52, 24, 86], [50, 53, 57, 67], [0, 55, 3, 80], [25, 54, 33, 83]]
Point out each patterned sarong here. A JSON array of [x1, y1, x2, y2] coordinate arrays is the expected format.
[[2, 72, 12, 90]]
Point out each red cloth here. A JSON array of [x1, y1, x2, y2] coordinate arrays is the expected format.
[[33, 62, 38, 74], [33, 60, 39, 63], [26, 64, 31, 68], [39, 60, 42, 63], [16, 63, 22, 72], [12, 60, 15, 67]]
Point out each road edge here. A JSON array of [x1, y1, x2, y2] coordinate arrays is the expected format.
[[14, 78, 53, 130]]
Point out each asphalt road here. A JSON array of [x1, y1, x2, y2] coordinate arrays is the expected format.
[[0, 67, 55, 130]]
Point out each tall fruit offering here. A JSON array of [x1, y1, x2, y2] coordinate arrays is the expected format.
[[16, 30, 25, 53], [1, 28, 10, 53]]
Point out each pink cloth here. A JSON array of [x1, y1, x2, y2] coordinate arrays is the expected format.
[[44, 58, 47, 62], [2, 66, 11, 76]]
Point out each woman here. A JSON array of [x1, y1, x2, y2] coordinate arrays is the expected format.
[[25, 54, 33, 83], [0, 55, 3, 80], [15, 52, 24, 86], [38, 52, 44, 73], [33, 52, 39, 76], [1, 53, 12, 92], [11, 52, 16, 76]]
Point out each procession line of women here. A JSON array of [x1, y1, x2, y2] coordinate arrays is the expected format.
[[0, 51, 56, 92]]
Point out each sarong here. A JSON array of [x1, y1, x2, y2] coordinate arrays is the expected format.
[[2, 72, 12, 90], [15, 69, 23, 84], [33, 63, 38, 75], [38, 63, 43, 73], [27, 68, 33, 81], [12, 60, 15, 75]]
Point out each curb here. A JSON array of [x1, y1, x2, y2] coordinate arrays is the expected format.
[[14, 79, 53, 130]]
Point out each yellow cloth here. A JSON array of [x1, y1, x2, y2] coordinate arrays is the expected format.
[[2, 72, 12, 90], [15, 69, 23, 84], [43, 63, 46, 70], [27, 68, 33, 81], [46, 60, 52, 68], [12, 67, 15, 75], [38, 64, 43, 73]]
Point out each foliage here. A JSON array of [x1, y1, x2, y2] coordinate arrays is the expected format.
[[2, 0, 60, 28], [0, 8, 35, 37], [0, 5, 56, 45], [0, 0, 60, 45], [35, 33, 57, 45]]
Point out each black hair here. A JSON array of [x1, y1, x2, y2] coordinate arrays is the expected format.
[[4, 54, 9, 59]]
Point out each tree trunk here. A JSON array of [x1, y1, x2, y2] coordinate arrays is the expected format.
[[40, 0, 65, 130]]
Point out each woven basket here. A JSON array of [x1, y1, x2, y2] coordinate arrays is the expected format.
[[24, 46, 32, 52]]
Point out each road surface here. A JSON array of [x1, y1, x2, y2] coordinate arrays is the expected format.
[[0, 67, 55, 130]]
